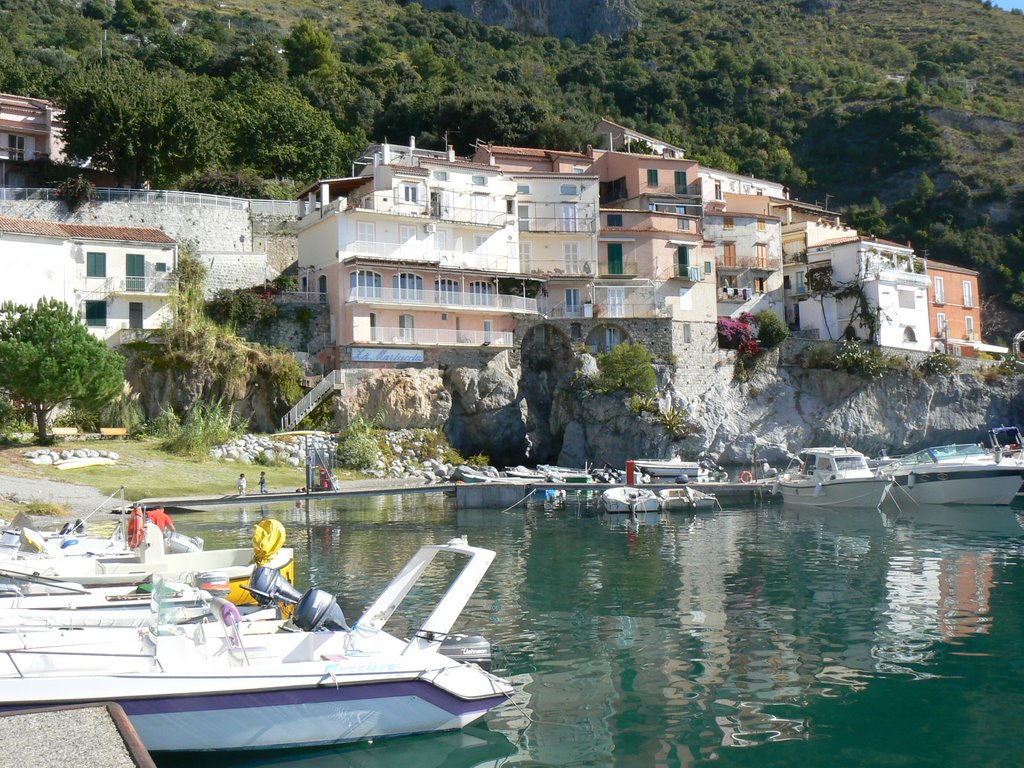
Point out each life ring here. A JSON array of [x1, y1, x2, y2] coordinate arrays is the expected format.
[[127, 507, 146, 549], [739, 470, 753, 484]]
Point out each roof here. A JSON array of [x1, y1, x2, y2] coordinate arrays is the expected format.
[[482, 145, 590, 161], [811, 235, 911, 251], [925, 259, 978, 276], [0, 216, 175, 244]]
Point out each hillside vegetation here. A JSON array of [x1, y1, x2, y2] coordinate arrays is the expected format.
[[3, 0, 1024, 336]]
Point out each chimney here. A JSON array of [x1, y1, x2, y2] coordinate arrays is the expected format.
[[382, 143, 391, 164], [447, 147, 455, 162], [409, 136, 415, 153]]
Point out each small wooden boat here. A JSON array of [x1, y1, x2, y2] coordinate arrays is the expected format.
[[658, 486, 719, 511]]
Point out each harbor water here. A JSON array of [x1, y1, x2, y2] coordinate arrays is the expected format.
[[157, 493, 1024, 767]]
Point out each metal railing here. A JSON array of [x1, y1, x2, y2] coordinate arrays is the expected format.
[[674, 265, 704, 281], [348, 286, 537, 313], [599, 260, 640, 277], [0, 187, 298, 216], [109, 275, 177, 294], [280, 369, 342, 431], [521, 259, 596, 278], [870, 267, 928, 287], [338, 241, 512, 271], [362, 326, 513, 347], [718, 255, 782, 271]]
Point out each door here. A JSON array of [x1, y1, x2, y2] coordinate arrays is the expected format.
[[125, 253, 145, 292], [607, 243, 623, 275], [128, 302, 143, 329], [606, 287, 625, 317]]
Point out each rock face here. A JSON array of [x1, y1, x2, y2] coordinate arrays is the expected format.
[[333, 368, 452, 430], [415, 0, 641, 41]]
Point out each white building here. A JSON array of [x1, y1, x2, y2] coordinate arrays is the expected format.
[[0, 93, 65, 187], [0, 216, 178, 346], [790, 236, 930, 352]]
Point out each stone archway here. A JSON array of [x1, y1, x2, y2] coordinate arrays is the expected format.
[[584, 323, 630, 354], [518, 323, 577, 464]]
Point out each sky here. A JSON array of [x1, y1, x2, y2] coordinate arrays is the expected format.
[[994, 0, 1024, 10]]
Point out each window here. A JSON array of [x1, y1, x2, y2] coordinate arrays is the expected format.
[[607, 243, 624, 275], [570, 323, 582, 341], [683, 323, 692, 343], [677, 218, 690, 230], [155, 262, 167, 273], [558, 203, 579, 233], [436, 278, 458, 303], [757, 220, 766, 231], [518, 204, 531, 231], [471, 175, 486, 186], [903, 326, 917, 343], [369, 312, 379, 341], [398, 314, 415, 342], [676, 246, 690, 272], [434, 171, 449, 181], [125, 253, 145, 291], [350, 270, 382, 298], [357, 221, 375, 247], [646, 169, 659, 187], [402, 185, 419, 204], [473, 234, 487, 251], [754, 277, 767, 293], [933, 276, 945, 304], [607, 213, 623, 227], [754, 243, 768, 269], [129, 302, 143, 330], [560, 184, 578, 195], [898, 289, 916, 309], [7, 135, 24, 161], [722, 242, 737, 267], [318, 274, 328, 299], [674, 171, 687, 194], [966, 315, 975, 339], [519, 241, 532, 270], [84, 300, 106, 327], [517, 184, 530, 194], [963, 280, 973, 308], [483, 319, 493, 342], [400, 225, 416, 242], [86, 252, 106, 278], [393, 273, 423, 301], [714, 181, 723, 201], [704, 260, 713, 275], [936, 312, 947, 335], [565, 288, 580, 313], [723, 217, 734, 229], [606, 287, 625, 317], [563, 242, 581, 273], [468, 281, 495, 306], [506, 198, 514, 215], [795, 270, 805, 294]]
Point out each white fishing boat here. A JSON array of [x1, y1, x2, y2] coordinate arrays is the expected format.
[[0, 519, 294, 607], [599, 486, 662, 513], [0, 537, 513, 753], [776, 447, 892, 509], [658, 486, 719, 511], [882, 444, 1024, 506]]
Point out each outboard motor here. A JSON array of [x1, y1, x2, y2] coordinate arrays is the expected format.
[[439, 634, 493, 670], [293, 588, 350, 632], [244, 566, 303, 608]]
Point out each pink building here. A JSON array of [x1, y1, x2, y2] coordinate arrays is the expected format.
[[0, 93, 65, 186]]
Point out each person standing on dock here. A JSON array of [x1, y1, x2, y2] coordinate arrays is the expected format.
[[259, 471, 268, 495], [237, 473, 247, 496]]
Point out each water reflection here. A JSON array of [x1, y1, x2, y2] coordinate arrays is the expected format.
[[154, 496, 1024, 767]]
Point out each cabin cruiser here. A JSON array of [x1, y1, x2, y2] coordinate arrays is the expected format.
[[0, 537, 512, 752], [776, 447, 892, 509], [881, 443, 1024, 506]]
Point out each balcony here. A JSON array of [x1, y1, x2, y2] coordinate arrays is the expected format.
[[358, 326, 513, 347], [674, 265, 703, 282], [718, 254, 782, 272], [348, 285, 537, 313], [544, 301, 669, 319], [521, 258, 596, 278], [109, 275, 177, 295], [517, 202, 598, 234], [339, 241, 513, 272], [599, 260, 639, 278], [870, 267, 929, 287]]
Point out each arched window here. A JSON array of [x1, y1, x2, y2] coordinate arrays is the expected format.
[[317, 274, 327, 301], [349, 270, 381, 299], [468, 281, 495, 306], [903, 326, 917, 343], [393, 272, 424, 302], [436, 278, 459, 304]]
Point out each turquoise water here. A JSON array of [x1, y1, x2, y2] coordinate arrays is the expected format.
[[158, 495, 1024, 767]]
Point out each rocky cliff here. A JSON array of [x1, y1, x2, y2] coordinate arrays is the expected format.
[[414, 0, 641, 41], [323, 348, 1024, 468]]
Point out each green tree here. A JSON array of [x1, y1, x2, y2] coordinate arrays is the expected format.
[[59, 58, 224, 187], [282, 20, 339, 78], [0, 299, 125, 441], [594, 343, 657, 396]]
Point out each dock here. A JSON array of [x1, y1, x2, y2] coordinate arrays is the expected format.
[[130, 479, 777, 513]]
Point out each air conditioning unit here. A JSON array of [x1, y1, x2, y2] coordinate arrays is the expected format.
[[424, 223, 437, 234]]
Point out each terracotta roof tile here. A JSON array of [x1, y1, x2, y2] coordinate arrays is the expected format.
[[0, 216, 174, 244]]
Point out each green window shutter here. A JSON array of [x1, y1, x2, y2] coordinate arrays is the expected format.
[[677, 246, 690, 268], [646, 168, 658, 186], [87, 252, 106, 278], [675, 171, 687, 194], [84, 300, 106, 327], [607, 243, 623, 274]]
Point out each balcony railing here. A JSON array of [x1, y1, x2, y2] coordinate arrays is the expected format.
[[544, 301, 670, 319], [718, 255, 782, 271], [360, 326, 513, 347], [0, 187, 298, 216], [600, 260, 639, 278], [674, 265, 703, 282], [516, 202, 598, 234], [521, 259, 596, 278], [348, 286, 538, 313], [870, 267, 929, 287], [109, 275, 177, 294]]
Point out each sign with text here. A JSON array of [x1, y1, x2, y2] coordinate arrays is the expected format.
[[351, 347, 424, 363]]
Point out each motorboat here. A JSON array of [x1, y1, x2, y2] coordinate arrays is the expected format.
[[0, 537, 513, 753], [658, 486, 719, 511], [537, 465, 592, 483], [0, 519, 293, 606], [631, 454, 727, 482], [881, 444, 1024, 506], [599, 486, 662, 513], [775, 447, 892, 509]]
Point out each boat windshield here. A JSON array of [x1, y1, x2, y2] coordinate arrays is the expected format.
[[897, 444, 989, 465], [833, 456, 869, 471]]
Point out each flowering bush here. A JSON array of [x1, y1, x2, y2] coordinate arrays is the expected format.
[[54, 175, 97, 212], [717, 313, 756, 349]]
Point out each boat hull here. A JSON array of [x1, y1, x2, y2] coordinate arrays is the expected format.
[[889, 467, 1024, 506], [778, 477, 891, 509]]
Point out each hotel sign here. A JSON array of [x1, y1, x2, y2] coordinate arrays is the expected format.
[[352, 347, 424, 363]]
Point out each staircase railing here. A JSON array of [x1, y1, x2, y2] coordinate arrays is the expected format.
[[279, 369, 342, 431]]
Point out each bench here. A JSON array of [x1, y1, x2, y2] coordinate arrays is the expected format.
[[51, 427, 80, 438], [100, 427, 128, 438]]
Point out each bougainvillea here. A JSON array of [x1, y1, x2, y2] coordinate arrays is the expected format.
[[717, 313, 756, 349]]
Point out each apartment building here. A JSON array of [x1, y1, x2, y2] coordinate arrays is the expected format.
[[0, 215, 178, 346], [789, 235, 930, 351], [925, 260, 986, 356], [0, 93, 65, 187], [298, 141, 540, 367]]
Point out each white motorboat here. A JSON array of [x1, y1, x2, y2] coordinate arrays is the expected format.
[[776, 447, 892, 509], [631, 457, 707, 481], [599, 486, 662, 513], [882, 444, 1024, 506], [0, 519, 294, 606], [658, 486, 719, 511], [0, 537, 512, 753]]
